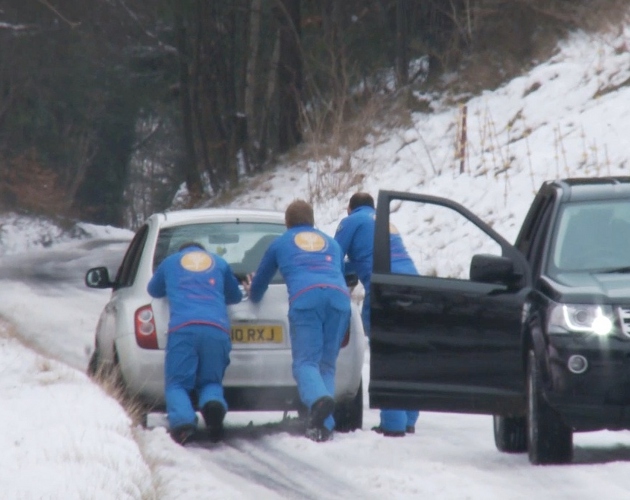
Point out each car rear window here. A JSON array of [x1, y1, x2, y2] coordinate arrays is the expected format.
[[153, 222, 285, 283]]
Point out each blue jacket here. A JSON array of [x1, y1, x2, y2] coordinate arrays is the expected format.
[[334, 206, 418, 286], [334, 206, 375, 286], [249, 224, 349, 304], [147, 245, 243, 334]]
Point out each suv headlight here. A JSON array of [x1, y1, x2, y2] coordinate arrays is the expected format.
[[548, 303, 615, 335]]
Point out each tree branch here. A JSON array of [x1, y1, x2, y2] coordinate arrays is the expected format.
[[36, 0, 81, 28]]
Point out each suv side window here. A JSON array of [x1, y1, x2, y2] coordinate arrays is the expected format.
[[114, 224, 149, 290]]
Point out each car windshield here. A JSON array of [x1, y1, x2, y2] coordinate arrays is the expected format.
[[548, 200, 630, 276], [153, 222, 286, 282]]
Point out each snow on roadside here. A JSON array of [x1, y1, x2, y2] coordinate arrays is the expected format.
[[0, 322, 155, 499]]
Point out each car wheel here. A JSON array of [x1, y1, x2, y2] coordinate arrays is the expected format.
[[87, 342, 118, 380], [297, 402, 308, 421], [527, 350, 573, 464], [87, 343, 124, 388], [87, 347, 100, 377], [493, 414, 527, 453], [334, 380, 363, 432]]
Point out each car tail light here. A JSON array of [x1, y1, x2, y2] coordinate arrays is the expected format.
[[135, 305, 159, 349], [340, 326, 350, 348]]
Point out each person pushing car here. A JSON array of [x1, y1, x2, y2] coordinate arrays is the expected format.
[[243, 199, 351, 442], [334, 192, 419, 437], [147, 241, 242, 444]]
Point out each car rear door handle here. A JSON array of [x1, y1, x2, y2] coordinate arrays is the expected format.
[[395, 299, 414, 308]]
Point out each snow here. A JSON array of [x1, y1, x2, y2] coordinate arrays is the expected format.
[[3, 15, 630, 499]]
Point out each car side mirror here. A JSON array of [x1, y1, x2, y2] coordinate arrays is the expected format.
[[345, 272, 359, 288], [470, 254, 519, 286], [85, 266, 114, 289]]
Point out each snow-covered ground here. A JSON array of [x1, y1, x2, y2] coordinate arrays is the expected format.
[[2, 12, 630, 499]]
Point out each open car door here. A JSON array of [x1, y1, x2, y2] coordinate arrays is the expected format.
[[369, 190, 531, 416]]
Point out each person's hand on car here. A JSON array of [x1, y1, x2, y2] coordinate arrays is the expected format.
[[241, 273, 254, 295]]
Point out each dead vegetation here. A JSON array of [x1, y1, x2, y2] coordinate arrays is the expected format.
[[88, 361, 150, 427]]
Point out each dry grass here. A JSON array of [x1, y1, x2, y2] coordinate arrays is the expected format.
[[0, 317, 18, 340], [1, 314, 147, 425], [89, 363, 149, 427]]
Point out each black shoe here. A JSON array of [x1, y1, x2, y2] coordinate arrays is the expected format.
[[169, 424, 197, 445], [406, 426, 415, 434], [372, 425, 405, 437], [202, 401, 226, 442], [305, 426, 334, 443], [307, 396, 335, 428]]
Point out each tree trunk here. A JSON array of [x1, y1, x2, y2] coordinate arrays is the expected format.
[[174, 4, 204, 202], [321, 0, 346, 104], [256, 30, 281, 171], [245, 0, 262, 169], [274, 0, 302, 153], [395, 0, 409, 87]]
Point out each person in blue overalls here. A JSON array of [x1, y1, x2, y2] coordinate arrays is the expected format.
[[244, 200, 351, 442], [148, 242, 242, 444], [335, 192, 419, 437]]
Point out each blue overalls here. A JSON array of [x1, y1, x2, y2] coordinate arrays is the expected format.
[[148, 245, 242, 430], [249, 225, 351, 432], [335, 206, 419, 434]]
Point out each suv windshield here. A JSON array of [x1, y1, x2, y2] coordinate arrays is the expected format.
[[153, 222, 285, 282], [548, 200, 630, 276]]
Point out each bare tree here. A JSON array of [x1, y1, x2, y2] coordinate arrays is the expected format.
[[274, 0, 303, 153]]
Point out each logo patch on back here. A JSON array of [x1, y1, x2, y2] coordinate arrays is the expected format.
[[294, 232, 327, 252], [181, 251, 213, 272]]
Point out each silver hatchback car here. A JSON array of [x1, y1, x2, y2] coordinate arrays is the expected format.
[[85, 208, 365, 431]]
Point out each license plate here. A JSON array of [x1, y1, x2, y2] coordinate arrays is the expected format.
[[231, 325, 283, 343]]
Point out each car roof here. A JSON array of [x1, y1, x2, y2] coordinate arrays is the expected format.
[[545, 177, 630, 202], [150, 208, 285, 227]]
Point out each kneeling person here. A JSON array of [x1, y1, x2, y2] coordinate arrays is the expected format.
[[148, 242, 243, 444]]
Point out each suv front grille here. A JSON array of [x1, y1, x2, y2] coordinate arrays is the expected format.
[[617, 307, 630, 338]]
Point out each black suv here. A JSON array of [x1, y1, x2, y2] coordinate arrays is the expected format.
[[369, 178, 630, 465]]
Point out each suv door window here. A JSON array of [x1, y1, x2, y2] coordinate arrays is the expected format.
[[370, 191, 530, 415], [388, 199, 501, 279]]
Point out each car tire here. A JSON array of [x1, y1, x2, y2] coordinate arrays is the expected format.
[[89, 346, 152, 424], [527, 350, 573, 465], [334, 380, 363, 432], [87, 342, 118, 381], [493, 414, 527, 453], [87, 347, 100, 377], [87, 343, 125, 390], [296, 403, 309, 421]]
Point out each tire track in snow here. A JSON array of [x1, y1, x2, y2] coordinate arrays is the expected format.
[[189, 434, 373, 500]]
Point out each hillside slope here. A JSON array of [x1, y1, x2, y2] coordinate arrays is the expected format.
[[221, 12, 630, 249]]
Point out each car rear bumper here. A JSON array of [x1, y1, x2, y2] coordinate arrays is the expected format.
[[225, 386, 300, 411], [116, 332, 363, 408]]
